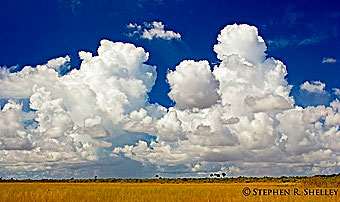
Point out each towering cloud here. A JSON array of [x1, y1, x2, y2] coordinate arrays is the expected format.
[[114, 24, 340, 176], [0, 39, 157, 174], [213, 24, 267, 64], [167, 60, 219, 109], [1, 24, 340, 177]]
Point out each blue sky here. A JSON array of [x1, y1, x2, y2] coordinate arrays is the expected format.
[[1, 0, 340, 178], [2, 0, 339, 106]]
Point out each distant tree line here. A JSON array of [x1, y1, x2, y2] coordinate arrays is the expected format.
[[1, 173, 340, 185], [209, 173, 227, 178]]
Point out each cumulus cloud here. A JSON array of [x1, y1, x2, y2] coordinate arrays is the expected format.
[[300, 81, 326, 93], [127, 21, 181, 40], [2, 23, 340, 177], [213, 24, 267, 64], [46, 55, 71, 74], [0, 39, 157, 173], [244, 93, 293, 112], [167, 60, 219, 109], [322, 57, 337, 64], [114, 24, 340, 177]]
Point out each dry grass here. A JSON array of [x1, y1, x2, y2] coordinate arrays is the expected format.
[[0, 182, 339, 202]]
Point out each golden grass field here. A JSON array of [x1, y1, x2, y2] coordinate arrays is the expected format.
[[0, 182, 339, 202]]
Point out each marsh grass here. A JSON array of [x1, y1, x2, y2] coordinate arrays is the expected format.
[[0, 182, 339, 202]]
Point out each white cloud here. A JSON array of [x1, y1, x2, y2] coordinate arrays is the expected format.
[[167, 60, 219, 109], [126, 23, 142, 37], [127, 21, 181, 40], [127, 23, 140, 29], [0, 100, 34, 150], [46, 55, 71, 75], [333, 88, 340, 97], [300, 81, 326, 93], [0, 39, 158, 173], [213, 24, 267, 64], [244, 93, 293, 112], [1, 23, 340, 177], [322, 57, 337, 64], [46, 55, 70, 70], [114, 24, 340, 177]]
